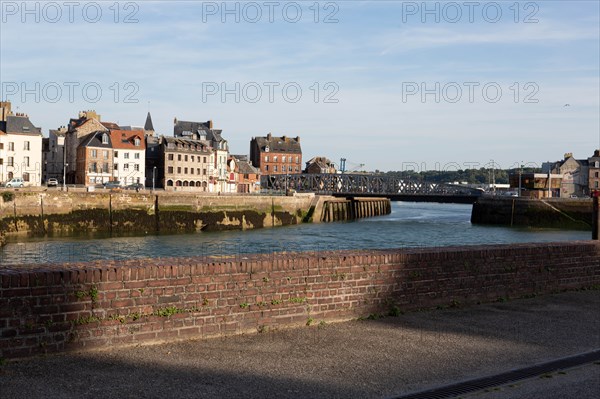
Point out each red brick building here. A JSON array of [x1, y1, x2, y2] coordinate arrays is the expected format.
[[249, 133, 301, 175]]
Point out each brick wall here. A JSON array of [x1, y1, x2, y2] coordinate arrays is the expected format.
[[1, 241, 599, 359]]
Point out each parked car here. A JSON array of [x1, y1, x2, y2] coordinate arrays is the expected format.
[[103, 181, 122, 189], [5, 178, 25, 188], [47, 178, 59, 187], [124, 183, 145, 191]]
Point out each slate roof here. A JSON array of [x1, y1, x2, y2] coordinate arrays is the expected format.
[[254, 134, 301, 153], [174, 120, 212, 137], [163, 136, 212, 153], [0, 115, 42, 135], [49, 129, 66, 137], [78, 131, 113, 149], [238, 161, 260, 175], [144, 112, 155, 131]]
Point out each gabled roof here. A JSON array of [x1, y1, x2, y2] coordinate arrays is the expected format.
[[109, 130, 145, 150], [238, 161, 260, 175], [253, 134, 301, 153], [144, 112, 155, 131], [49, 129, 66, 137], [68, 117, 108, 133], [78, 131, 112, 149], [0, 115, 42, 135]]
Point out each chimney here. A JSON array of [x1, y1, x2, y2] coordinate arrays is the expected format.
[[564, 152, 573, 159], [174, 117, 178, 125], [282, 135, 287, 141], [296, 136, 300, 142], [595, 150, 600, 157], [208, 120, 213, 129], [267, 132, 272, 140]]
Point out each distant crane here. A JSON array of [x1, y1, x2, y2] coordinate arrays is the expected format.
[[339, 158, 365, 174]]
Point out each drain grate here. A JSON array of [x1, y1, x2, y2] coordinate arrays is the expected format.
[[393, 349, 600, 399]]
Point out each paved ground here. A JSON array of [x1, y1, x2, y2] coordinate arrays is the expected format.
[[1, 291, 598, 399]]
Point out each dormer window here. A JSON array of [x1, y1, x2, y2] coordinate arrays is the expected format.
[[102, 133, 109, 144], [134, 138, 140, 146], [265, 146, 270, 153]]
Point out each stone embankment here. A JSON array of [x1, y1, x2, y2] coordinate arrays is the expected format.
[[471, 196, 593, 230]]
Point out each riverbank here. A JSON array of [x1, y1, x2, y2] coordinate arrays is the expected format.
[[471, 196, 593, 230]]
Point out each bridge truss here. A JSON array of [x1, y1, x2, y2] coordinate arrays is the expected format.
[[261, 173, 483, 197]]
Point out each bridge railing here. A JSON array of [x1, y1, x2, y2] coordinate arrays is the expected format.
[[260, 173, 483, 196]]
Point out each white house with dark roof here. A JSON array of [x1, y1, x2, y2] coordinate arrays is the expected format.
[[0, 102, 43, 186]]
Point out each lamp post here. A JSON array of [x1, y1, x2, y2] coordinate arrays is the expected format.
[[518, 163, 524, 197], [152, 166, 157, 192]]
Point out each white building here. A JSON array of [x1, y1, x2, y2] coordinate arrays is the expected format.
[[43, 127, 67, 183], [0, 105, 43, 186], [110, 130, 146, 185]]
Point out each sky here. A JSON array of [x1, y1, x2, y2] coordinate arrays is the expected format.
[[1, 0, 599, 172]]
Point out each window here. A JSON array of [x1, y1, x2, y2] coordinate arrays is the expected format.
[[197, 168, 201, 175], [136, 177, 140, 184], [91, 149, 97, 158], [114, 151, 118, 158], [89, 162, 97, 172], [114, 163, 119, 170], [296, 156, 299, 163], [190, 168, 194, 175], [0, 143, 3, 149], [177, 167, 181, 173], [134, 153, 140, 159], [8, 171, 13, 180], [24, 156, 30, 167], [596, 182, 599, 189], [24, 141, 30, 150], [596, 172, 599, 178], [168, 166, 174, 174], [203, 157, 207, 163], [134, 164, 139, 172], [184, 167, 188, 174], [102, 134, 109, 144], [7, 157, 14, 166], [596, 161, 600, 168], [273, 156, 278, 162], [178, 154, 182, 161], [185, 155, 188, 162], [282, 165, 286, 172], [103, 150, 108, 159], [8, 142, 14, 151], [168, 143, 175, 149], [23, 172, 30, 182], [203, 168, 207, 175], [168, 154, 174, 161], [282, 156, 286, 162], [274, 165, 278, 172], [265, 155, 269, 162], [103, 163, 109, 173], [124, 153, 129, 159], [265, 165, 269, 171], [124, 164, 129, 171], [134, 138, 141, 146]]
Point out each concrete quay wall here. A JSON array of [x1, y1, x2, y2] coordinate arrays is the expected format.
[[1, 241, 598, 359], [0, 191, 318, 239], [471, 197, 593, 230]]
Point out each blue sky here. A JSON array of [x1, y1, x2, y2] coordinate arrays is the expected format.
[[1, 0, 599, 171]]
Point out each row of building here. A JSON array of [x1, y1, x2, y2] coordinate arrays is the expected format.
[[0, 101, 312, 193], [510, 151, 600, 198]]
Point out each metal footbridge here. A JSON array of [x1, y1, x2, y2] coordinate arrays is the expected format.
[[261, 173, 483, 203]]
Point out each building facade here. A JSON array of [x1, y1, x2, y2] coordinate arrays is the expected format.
[[110, 130, 146, 185], [0, 103, 43, 186], [250, 133, 302, 175], [305, 156, 336, 174], [76, 131, 113, 185], [65, 110, 108, 183], [228, 155, 261, 193], [161, 136, 214, 191], [174, 119, 230, 192], [42, 126, 67, 183], [589, 150, 600, 194]]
